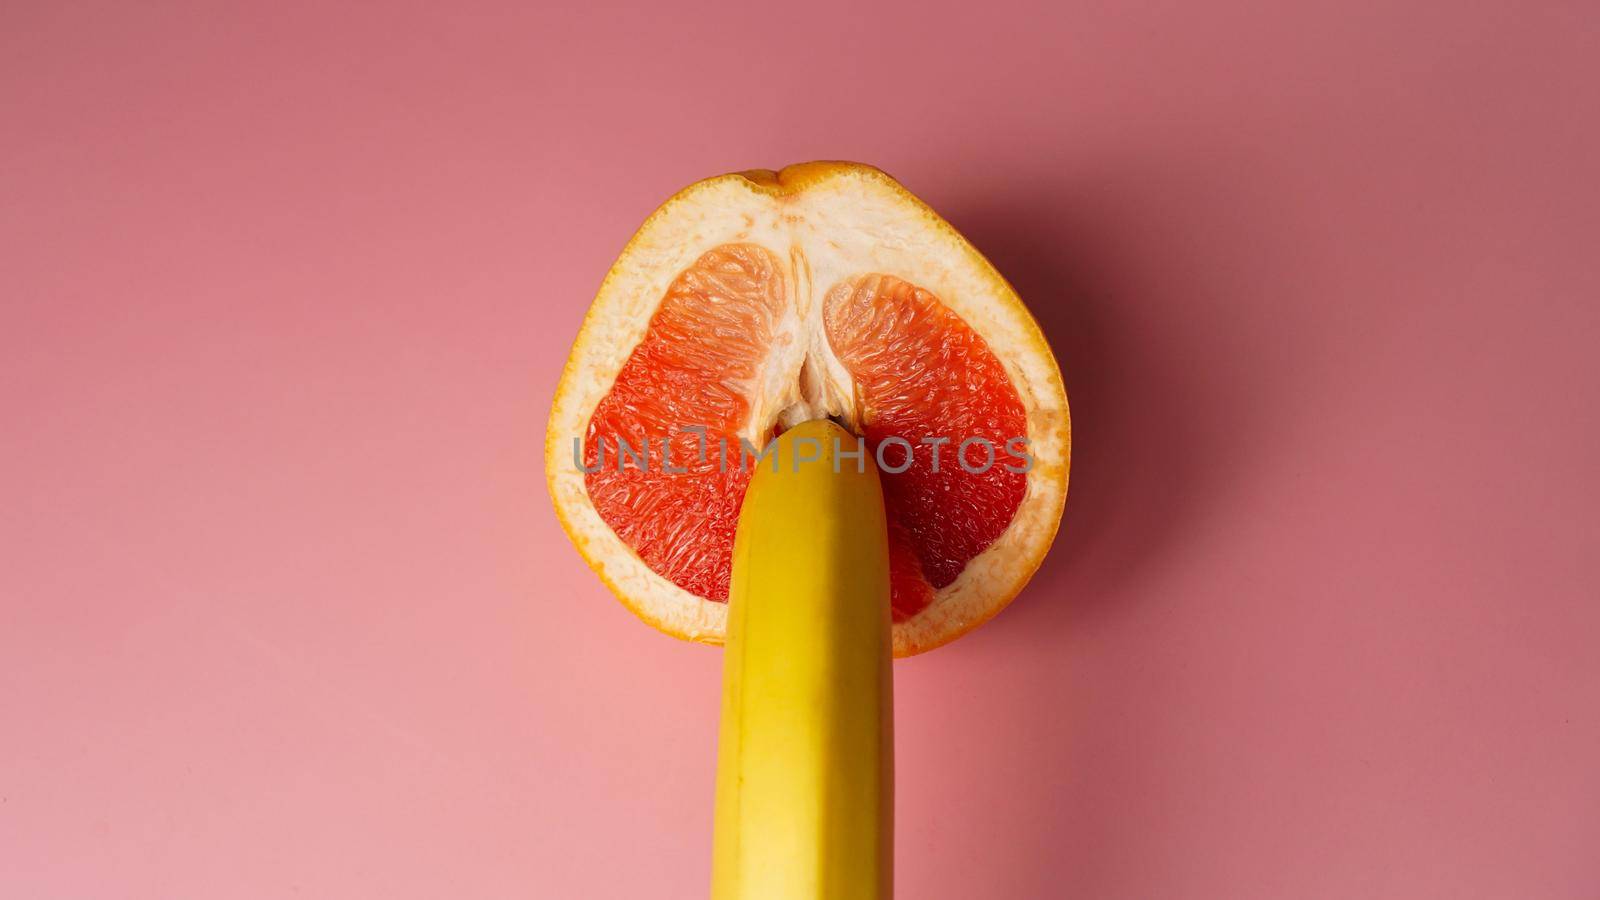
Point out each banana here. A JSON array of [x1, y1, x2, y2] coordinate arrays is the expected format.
[[711, 419, 893, 900]]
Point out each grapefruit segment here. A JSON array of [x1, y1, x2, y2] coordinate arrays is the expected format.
[[581, 243, 785, 602], [547, 162, 1070, 656], [824, 274, 1028, 619]]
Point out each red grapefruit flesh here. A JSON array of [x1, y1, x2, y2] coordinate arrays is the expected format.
[[582, 244, 783, 602], [824, 274, 1029, 620], [583, 251, 1028, 623]]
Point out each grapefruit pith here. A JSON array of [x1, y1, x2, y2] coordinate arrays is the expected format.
[[547, 162, 1069, 656]]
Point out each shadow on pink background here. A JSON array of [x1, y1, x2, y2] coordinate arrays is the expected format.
[[3, 1, 1597, 897]]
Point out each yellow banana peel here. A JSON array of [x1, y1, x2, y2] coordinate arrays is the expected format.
[[711, 419, 893, 900]]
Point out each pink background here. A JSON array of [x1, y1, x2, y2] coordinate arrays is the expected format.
[[4, 1, 1598, 897]]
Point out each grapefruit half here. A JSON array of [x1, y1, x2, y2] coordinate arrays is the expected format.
[[547, 162, 1069, 656]]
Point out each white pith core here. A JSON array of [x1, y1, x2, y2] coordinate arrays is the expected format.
[[740, 246, 861, 446]]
